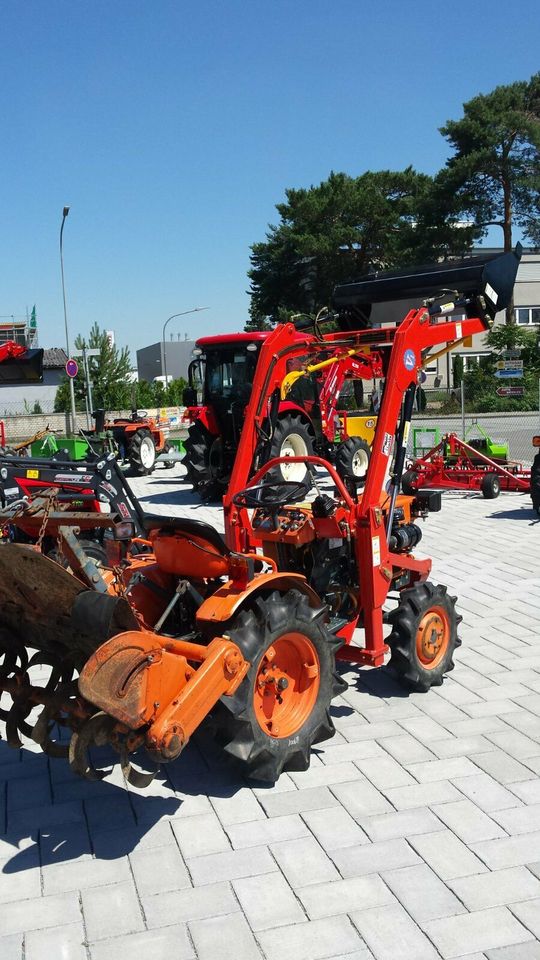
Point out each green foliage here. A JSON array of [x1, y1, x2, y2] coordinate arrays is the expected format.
[[55, 323, 133, 412], [438, 73, 540, 257], [244, 303, 274, 332], [452, 354, 464, 385], [249, 169, 475, 324]]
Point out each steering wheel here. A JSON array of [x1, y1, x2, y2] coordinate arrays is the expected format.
[[233, 479, 310, 510]]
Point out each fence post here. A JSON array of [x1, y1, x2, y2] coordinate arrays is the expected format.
[[461, 380, 465, 439]]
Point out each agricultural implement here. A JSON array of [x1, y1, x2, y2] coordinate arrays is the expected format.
[[531, 435, 540, 514], [0, 340, 43, 383], [82, 409, 173, 476], [182, 331, 377, 497], [402, 432, 531, 499], [0, 246, 521, 784]]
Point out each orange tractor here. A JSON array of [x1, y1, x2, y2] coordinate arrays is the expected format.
[[0, 247, 520, 784]]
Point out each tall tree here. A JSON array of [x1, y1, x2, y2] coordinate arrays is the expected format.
[[439, 73, 540, 320], [248, 169, 475, 324]]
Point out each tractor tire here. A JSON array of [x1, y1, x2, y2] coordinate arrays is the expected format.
[[127, 429, 156, 476], [481, 473, 501, 499], [401, 470, 419, 495], [387, 581, 461, 693], [182, 422, 222, 500], [531, 454, 540, 515], [335, 437, 370, 483], [212, 589, 347, 782], [160, 442, 176, 469], [268, 414, 315, 484]]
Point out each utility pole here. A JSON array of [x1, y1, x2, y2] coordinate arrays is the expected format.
[[162, 308, 209, 386], [60, 207, 78, 434]]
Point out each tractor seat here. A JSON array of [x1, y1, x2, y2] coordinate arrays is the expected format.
[[142, 514, 230, 556]]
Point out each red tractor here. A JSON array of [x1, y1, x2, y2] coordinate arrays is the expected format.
[[181, 332, 377, 498]]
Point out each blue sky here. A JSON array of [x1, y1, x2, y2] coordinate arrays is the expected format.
[[1, 0, 538, 359]]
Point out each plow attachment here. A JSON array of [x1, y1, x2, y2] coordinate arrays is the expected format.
[[0, 543, 249, 782]]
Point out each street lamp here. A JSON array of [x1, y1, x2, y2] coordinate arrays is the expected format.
[[162, 307, 209, 385], [60, 206, 77, 434]]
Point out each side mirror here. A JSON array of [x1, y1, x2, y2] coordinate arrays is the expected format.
[[113, 520, 136, 540]]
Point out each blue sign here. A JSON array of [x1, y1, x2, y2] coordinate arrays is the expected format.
[[403, 349, 416, 370], [494, 369, 523, 379]]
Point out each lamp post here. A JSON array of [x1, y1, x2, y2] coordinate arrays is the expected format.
[[162, 308, 209, 387], [60, 206, 78, 434]]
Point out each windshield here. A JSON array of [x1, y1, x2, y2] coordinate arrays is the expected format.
[[204, 346, 260, 401]]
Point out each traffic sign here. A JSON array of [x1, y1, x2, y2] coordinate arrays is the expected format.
[[65, 358, 79, 378], [496, 385, 524, 398], [494, 368, 523, 379], [496, 359, 523, 371]]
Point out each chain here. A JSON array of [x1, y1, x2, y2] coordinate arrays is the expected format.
[[35, 492, 57, 552]]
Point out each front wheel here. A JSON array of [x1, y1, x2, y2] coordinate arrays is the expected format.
[[268, 414, 315, 484], [212, 589, 346, 782], [387, 581, 461, 692], [335, 437, 370, 482]]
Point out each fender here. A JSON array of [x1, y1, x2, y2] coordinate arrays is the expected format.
[[196, 571, 323, 626]]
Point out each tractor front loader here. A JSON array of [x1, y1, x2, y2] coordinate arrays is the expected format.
[[0, 246, 521, 786]]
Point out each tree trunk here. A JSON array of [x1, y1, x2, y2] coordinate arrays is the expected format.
[[502, 178, 514, 324]]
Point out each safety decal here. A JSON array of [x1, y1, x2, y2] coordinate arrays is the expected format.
[[382, 432, 393, 457]]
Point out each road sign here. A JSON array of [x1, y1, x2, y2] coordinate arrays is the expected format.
[[502, 349, 521, 360], [496, 385, 525, 398], [65, 358, 79, 378], [494, 368, 523, 379], [496, 359, 523, 371]]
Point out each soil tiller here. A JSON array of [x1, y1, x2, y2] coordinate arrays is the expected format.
[[0, 247, 521, 784]]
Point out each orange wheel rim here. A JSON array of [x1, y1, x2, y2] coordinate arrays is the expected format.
[[254, 632, 320, 738], [416, 605, 450, 669]]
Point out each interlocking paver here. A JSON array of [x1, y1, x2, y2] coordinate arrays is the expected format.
[[26, 922, 87, 960], [171, 811, 230, 858], [430, 797, 507, 843], [130, 843, 191, 896], [233, 872, 306, 929], [301, 804, 369, 850], [449, 867, 540, 910], [508, 898, 540, 939], [472, 833, 540, 869], [424, 906, 533, 957], [471, 750, 536, 784], [0, 933, 23, 960], [452, 772, 524, 812], [331, 837, 421, 878], [89, 925, 195, 960], [225, 813, 310, 849], [257, 786, 340, 818], [491, 803, 540, 836], [270, 836, 340, 887], [358, 807, 442, 842], [381, 862, 466, 922], [81, 880, 144, 942], [297, 874, 393, 919], [42, 854, 132, 895], [189, 912, 262, 960], [384, 779, 462, 809], [408, 828, 488, 880], [187, 844, 277, 885], [330, 777, 393, 817], [258, 915, 363, 960], [351, 901, 439, 959], [144, 882, 239, 927], [0, 891, 81, 937]]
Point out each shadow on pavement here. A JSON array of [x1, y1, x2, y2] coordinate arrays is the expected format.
[[488, 506, 539, 522]]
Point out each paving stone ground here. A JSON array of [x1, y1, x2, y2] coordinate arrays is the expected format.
[[1, 465, 539, 959]]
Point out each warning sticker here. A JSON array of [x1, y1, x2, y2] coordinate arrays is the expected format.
[[372, 535, 381, 567], [26, 469, 39, 479], [403, 349, 416, 370], [455, 321, 463, 338], [485, 282, 498, 306], [382, 432, 393, 457]]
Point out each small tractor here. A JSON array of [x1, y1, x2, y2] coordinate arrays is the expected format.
[[0, 246, 521, 785], [181, 332, 377, 497], [85, 409, 173, 476], [0, 340, 43, 383]]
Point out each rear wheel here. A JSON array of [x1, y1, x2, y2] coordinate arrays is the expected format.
[[128, 429, 156, 476], [269, 414, 315, 484], [481, 473, 500, 499], [182, 422, 222, 499], [387, 581, 461, 692], [335, 437, 370, 482], [212, 589, 346, 782], [160, 442, 176, 469]]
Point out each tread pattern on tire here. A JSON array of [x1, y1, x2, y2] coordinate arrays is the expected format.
[[387, 581, 461, 693], [268, 414, 315, 483], [127, 428, 155, 476], [181, 422, 221, 499], [335, 437, 371, 481], [211, 589, 347, 782], [531, 454, 540, 514]]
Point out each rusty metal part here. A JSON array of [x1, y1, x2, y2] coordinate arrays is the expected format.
[[68, 711, 116, 780], [78, 630, 249, 763]]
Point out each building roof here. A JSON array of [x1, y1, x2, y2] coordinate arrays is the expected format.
[[43, 348, 68, 369]]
